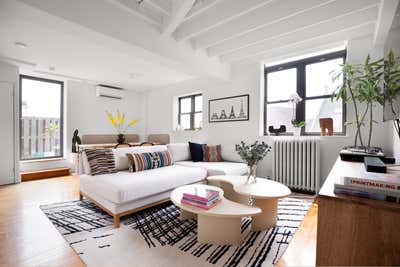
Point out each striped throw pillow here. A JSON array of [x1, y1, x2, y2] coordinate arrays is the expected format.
[[203, 145, 223, 162], [84, 148, 117, 176], [126, 151, 173, 172]]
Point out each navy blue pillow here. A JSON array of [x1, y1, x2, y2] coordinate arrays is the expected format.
[[188, 142, 204, 162]]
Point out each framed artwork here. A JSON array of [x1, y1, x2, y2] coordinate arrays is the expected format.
[[208, 94, 249, 123]]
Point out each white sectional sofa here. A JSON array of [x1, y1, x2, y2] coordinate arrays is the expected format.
[[79, 143, 247, 227]]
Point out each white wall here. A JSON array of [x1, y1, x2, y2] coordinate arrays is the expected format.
[[20, 80, 146, 172], [146, 35, 392, 185], [0, 61, 19, 184]]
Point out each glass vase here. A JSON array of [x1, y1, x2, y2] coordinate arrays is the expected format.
[[246, 165, 257, 184]]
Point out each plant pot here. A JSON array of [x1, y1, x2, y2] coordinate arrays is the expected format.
[[293, 127, 301, 136], [117, 134, 125, 144], [246, 165, 257, 184]]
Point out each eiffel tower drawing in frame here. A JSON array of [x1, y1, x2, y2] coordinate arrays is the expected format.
[[209, 94, 249, 123]]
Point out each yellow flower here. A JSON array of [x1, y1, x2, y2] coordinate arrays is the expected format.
[[106, 111, 117, 126], [117, 110, 121, 125], [128, 119, 139, 127]]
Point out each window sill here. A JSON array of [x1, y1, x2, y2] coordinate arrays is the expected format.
[[21, 157, 66, 163], [172, 129, 203, 133]]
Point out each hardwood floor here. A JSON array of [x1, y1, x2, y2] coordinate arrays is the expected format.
[[0, 176, 85, 267], [0, 176, 317, 267]]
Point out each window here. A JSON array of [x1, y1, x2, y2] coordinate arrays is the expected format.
[[264, 50, 346, 135], [178, 94, 202, 130], [20, 75, 64, 160]]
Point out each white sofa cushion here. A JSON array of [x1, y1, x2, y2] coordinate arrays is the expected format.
[[79, 165, 207, 204], [167, 143, 191, 162], [174, 161, 248, 176]]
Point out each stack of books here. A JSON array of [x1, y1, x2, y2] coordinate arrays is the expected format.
[[334, 176, 400, 203], [181, 188, 221, 210]]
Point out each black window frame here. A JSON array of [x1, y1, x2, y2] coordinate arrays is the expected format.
[[264, 50, 346, 136], [19, 75, 64, 161], [178, 93, 202, 130]]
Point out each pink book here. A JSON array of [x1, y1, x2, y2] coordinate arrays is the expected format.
[[182, 188, 219, 202], [181, 198, 221, 210]]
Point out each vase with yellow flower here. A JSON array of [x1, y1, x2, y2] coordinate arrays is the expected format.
[[106, 110, 139, 144]]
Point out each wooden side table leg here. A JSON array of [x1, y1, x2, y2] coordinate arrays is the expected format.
[[197, 215, 242, 245], [252, 198, 278, 231]]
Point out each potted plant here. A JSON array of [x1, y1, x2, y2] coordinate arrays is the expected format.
[[288, 93, 304, 136], [71, 129, 81, 174], [106, 110, 139, 144], [292, 120, 305, 136], [331, 50, 399, 152], [235, 141, 271, 184]]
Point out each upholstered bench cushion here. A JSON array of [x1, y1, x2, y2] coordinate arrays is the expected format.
[[174, 161, 248, 176], [80, 165, 207, 204]]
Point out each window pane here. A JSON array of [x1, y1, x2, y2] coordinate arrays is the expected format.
[[180, 114, 191, 130], [180, 97, 191, 113], [194, 113, 202, 129], [267, 68, 297, 101], [195, 95, 202, 112], [305, 98, 342, 133], [266, 102, 296, 133], [306, 58, 343, 97], [20, 77, 62, 160]]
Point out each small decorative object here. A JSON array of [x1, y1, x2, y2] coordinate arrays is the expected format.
[[209, 94, 249, 122], [268, 125, 286, 135], [106, 110, 139, 144], [235, 141, 271, 184], [319, 118, 333, 136], [71, 129, 81, 153]]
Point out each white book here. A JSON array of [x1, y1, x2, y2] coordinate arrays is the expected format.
[[341, 176, 400, 194]]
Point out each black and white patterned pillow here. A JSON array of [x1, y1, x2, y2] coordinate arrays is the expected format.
[[84, 148, 117, 176]]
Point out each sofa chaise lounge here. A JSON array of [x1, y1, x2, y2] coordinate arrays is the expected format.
[[79, 143, 247, 227]]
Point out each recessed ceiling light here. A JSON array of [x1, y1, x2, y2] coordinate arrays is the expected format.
[[14, 42, 27, 49]]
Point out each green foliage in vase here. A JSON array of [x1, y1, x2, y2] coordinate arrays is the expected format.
[[235, 141, 271, 167]]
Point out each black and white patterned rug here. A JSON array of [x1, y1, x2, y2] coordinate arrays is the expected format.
[[40, 195, 313, 267]]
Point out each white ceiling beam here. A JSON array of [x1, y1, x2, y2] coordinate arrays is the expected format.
[[207, 0, 379, 57], [194, 0, 332, 50], [106, 0, 162, 27], [373, 0, 399, 47], [163, 0, 195, 35], [221, 13, 376, 63], [146, 0, 171, 15], [235, 22, 375, 64], [173, 0, 274, 41], [184, 0, 220, 21]]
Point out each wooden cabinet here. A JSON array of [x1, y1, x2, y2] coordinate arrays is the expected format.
[[317, 158, 400, 265]]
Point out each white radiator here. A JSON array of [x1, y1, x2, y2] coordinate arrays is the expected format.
[[272, 138, 320, 193]]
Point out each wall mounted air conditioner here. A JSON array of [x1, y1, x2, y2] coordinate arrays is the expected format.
[[96, 84, 124, 99]]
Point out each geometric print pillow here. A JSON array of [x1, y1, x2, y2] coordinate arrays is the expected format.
[[84, 148, 117, 176], [126, 151, 173, 172]]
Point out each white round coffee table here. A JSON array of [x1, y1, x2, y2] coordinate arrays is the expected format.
[[170, 184, 261, 245], [207, 176, 291, 231]]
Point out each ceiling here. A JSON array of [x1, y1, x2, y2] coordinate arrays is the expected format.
[[0, 0, 399, 90]]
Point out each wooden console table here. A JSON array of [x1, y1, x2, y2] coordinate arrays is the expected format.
[[317, 157, 400, 265]]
